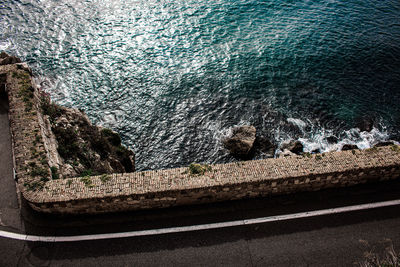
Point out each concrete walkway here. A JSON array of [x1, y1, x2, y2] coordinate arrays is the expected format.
[[0, 88, 22, 232]]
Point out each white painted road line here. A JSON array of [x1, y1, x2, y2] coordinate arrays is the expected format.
[[0, 199, 399, 242]]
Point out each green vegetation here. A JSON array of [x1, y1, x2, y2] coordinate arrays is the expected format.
[[25, 159, 49, 189], [30, 146, 39, 159], [81, 176, 93, 187], [366, 146, 378, 153], [40, 93, 63, 122], [303, 152, 312, 158], [99, 174, 111, 183], [32, 134, 41, 146], [40, 176, 49, 182], [101, 128, 121, 146], [37, 86, 134, 177], [50, 166, 59, 180], [52, 126, 80, 159], [30, 165, 48, 177], [188, 163, 212, 176], [24, 181, 44, 191], [390, 144, 400, 152], [80, 169, 94, 177], [315, 154, 322, 160], [52, 122, 134, 176], [40, 158, 48, 166], [66, 179, 73, 187], [28, 161, 36, 167], [13, 71, 34, 112]]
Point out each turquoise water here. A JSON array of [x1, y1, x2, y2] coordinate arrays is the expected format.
[[1, 0, 400, 170]]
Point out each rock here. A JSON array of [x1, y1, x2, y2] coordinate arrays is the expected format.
[[355, 116, 374, 132], [0, 51, 9, 59], [281, 140, 304, 155], [278, 149, 296, 158], [40, 98, 135, 177], [223, 125, 256, 156], [312, 149, 321, 154], [374, 141, 395, 147], [327, 136, 338, 144], [342, 144, 359, 151], [0, 55, 21, 65], [16, 63, 33, 76], [254, 136, 276, 157]]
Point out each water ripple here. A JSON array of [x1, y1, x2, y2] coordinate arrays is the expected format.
[[1, 0, 400, 170]]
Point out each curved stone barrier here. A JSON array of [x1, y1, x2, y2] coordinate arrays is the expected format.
[[2, 64, 400, 215]]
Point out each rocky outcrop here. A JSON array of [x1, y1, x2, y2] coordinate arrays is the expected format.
[[254, 136, 276, 158], [355, 116, 375, 132], [0, 52, 22, 65], [223, 125, 256, 156], [281, 140, 304, 155], [39, 89, 135, 178], [342, 144, 359, 151]]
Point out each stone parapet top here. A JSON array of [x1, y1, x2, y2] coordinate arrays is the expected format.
[[23, 146, 400, 203], [1, 64, 51, 194]]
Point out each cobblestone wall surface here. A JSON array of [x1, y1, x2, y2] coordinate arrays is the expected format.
[[27, 146, 400, 214], [2, 64, 400, 215], [1, 64, 51, 193]]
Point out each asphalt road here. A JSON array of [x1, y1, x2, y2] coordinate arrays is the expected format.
[[1, 90, 400, 266], [0, 179, 398, 267], [0, 90, 22, 233], [1, 207, 397, 267]]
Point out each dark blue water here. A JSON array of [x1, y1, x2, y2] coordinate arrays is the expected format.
[[1, 0, 400, 170]]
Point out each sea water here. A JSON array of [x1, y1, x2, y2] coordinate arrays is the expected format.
[[1, 0, 400, 170]]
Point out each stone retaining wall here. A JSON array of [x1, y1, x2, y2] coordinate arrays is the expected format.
[[2, 64, 400, 215], [1, 64, 52, 191], [27, 147, 400, 214]]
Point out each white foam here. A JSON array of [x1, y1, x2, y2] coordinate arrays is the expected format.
[[0, 41, 10, 51], [287, 117, 307, 130], [276, 117, 396, 156]]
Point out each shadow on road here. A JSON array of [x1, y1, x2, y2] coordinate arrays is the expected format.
[[21, 178, 400, 230]]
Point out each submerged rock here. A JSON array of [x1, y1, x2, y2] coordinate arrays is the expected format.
[[342, 144, 359, 151], [327, 135, 338, 144], [281, 140, 304, 155], [223, 125, 256, 156]]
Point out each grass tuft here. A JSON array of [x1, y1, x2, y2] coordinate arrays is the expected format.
[[188, 163, 212, 176], [315, 154, 322, 160], [81, 176, 93, 187], [99, 174, 111, 183]]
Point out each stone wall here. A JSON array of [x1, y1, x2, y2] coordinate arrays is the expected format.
[[26, 147, 400, 214], [1, 64, 52, 192], [2, 64, 400, 215]]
